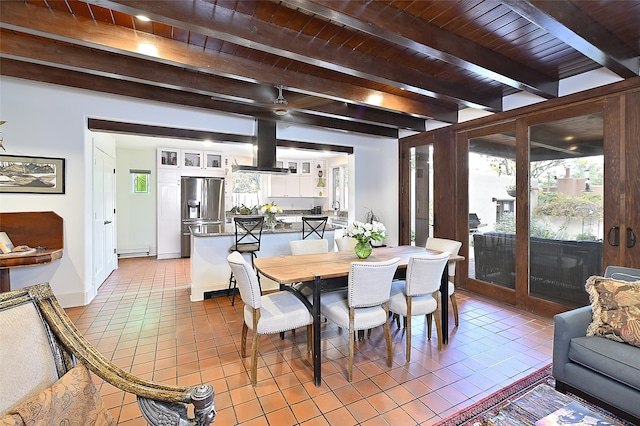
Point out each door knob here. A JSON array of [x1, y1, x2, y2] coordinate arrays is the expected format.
[[104, 220, 112, 225], [607, 226, 620, 247], [627, 227, 637, 248]]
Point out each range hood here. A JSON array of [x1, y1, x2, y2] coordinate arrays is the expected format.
[[232, 120, 290, 174]]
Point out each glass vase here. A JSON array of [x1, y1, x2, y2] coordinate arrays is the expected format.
[[354, 240, 372, 259], [266, 215, 277, 229]]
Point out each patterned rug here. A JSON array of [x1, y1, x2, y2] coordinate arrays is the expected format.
[[436, 364, 635, 426]]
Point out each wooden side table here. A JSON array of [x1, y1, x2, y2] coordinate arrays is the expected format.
[[0, 211, 64, 292]]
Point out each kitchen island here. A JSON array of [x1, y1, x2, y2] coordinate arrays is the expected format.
[[189, 220, 336, 301]]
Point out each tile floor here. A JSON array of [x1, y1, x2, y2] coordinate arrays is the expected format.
[[65, 257, 554, 425]]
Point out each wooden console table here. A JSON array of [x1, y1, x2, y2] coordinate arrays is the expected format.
[[0, 211, 64, 292]]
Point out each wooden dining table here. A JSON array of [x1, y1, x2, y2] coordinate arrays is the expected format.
[[253, 245, 464, 386]]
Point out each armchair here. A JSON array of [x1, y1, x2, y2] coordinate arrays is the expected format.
[[0, 283, 215, 425]]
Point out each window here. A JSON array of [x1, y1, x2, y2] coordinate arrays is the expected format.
[[130, 169, 151, 194], [332, 165, 348, 211]]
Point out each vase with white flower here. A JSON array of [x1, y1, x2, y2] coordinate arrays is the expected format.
[[345, 220, 386, 259], [260, 201, 282, 229]]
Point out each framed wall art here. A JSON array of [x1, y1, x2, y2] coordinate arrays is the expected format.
[[0, 155, 66, 194]]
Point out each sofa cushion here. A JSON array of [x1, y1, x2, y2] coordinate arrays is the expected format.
[[569, 335, 640, 391], [585, 276, 640, 347], [0, 363, 115, 426]]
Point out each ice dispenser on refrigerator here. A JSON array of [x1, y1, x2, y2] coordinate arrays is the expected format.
[[181, 176, 225, 257]]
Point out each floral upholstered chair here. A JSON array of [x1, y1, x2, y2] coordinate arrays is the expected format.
[[0, 283, 215, 426]]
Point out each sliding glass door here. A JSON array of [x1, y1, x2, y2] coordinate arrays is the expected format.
[[528, 113, 604, 308]]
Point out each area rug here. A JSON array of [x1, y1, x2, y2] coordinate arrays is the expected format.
[[436, 364, 635, 426]]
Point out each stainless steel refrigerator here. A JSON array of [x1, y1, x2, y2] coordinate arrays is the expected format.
[[181, 176, 225, 257]]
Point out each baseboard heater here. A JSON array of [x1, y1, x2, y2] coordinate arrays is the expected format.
[[117, 245, 150, 258]]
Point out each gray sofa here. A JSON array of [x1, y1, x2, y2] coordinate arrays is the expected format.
[[552, 267, 640, 424]]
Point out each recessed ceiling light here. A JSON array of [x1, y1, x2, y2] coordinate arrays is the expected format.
[[138, 43, 158, 56], [136, 15, 151, 22], [367, 93, 383, 106]]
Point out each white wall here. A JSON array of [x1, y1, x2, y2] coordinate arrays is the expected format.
[[115, 143, 157, 257], [0, 77, 399, 306]]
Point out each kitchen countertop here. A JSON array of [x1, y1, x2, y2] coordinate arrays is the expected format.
[[190, 219, 338, 237]]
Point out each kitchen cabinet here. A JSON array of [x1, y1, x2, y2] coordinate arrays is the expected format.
[[157, 170, 181, 259], [181, 150, 224, 175], [300, 161, 312, 175], [268, 159, 327, 198], [158, 148, 180, 169], [269, 173, 300, 197], [268, 159, 327, 197]]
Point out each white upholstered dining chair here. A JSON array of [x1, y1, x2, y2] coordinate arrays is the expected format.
[[227, 252, 313, 385], [320, 257, 400, 381], [335, 237, 358, 252], [425, 237, 463, 326], [289, 238, 329, 255], [388, 252, 449, 361]]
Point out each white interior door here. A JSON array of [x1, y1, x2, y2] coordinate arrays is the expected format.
[[93, 147, 116, 288]]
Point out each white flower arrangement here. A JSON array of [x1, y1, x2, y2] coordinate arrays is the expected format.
[[345, 220, 386, 244], [260, 202, 282, 227], [259, 202, 282, 215]]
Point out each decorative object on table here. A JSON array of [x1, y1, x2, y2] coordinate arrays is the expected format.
[[230, 204, 258, 215], [345, 220, 386, 259], [0, 155, 65, 194], [259, 201, 282, 229]]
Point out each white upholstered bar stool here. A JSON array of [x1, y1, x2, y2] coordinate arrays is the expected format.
[[320, 257, 400, 381], [227, 252, 313, 385], [388, 252, 449, 361], [425, 237, 463, 326]]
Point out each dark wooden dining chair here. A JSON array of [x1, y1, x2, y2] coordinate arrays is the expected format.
[[227, 215, 264, 306], [302, 216, 328, 239]]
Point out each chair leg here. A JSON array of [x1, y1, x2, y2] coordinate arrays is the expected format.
[[450, 293, 459, 327], [251, 309, 261, 385], [348, 308, 355, 382], [251, 332, 260, 385], [383, 303, 393, 367], [394, 313, 400, 329], [228, 272, 238, 306], [241, 322, 248, 358], [291, 328, 296, 343], [405, 297, 412, 362], [434, 297, 443, 350], [306, 324, 312, 355], [426, 314, 433, 340]]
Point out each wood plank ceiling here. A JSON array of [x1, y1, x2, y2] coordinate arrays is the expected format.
[[1, 0, 639, 138]]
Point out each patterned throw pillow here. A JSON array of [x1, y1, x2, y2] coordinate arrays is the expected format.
[[1, 364, 115, 426], [585, 276, 640, 347]]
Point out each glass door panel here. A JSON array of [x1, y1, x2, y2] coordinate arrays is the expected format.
[[468, 129, 517, 289], [409, 145, 434, 246], [528, 113, 604, 308]]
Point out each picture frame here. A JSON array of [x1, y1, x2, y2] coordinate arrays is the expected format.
[[0, 154, 66, 194]]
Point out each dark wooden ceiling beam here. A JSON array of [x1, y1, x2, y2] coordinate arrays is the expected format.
[[86, 0, 500, 110], [0, 1, 456, 123], [503, 0, 639, 78], [0, 30, 423, 131], [283, 0, 559, 99], [0, 58, 397, 137]]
